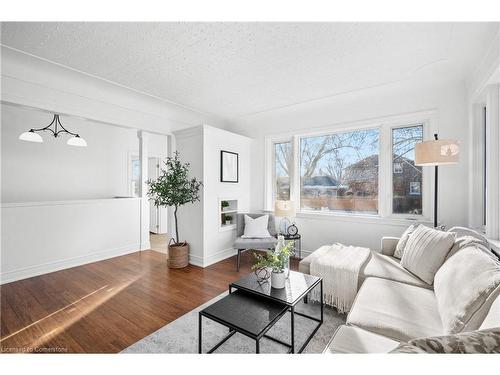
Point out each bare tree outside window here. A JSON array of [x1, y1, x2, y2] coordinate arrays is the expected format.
[[299, 129, 379, 214], [274, 142, 292, 200], [392, 125, 423, 215]]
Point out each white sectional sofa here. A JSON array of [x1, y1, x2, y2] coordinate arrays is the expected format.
[[299, 230, 500, 353]]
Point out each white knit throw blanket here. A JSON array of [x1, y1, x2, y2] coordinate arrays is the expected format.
[[309, 243, 370, 314]]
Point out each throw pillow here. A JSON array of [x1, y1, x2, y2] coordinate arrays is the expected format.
[[400, 225, 456, 285], [394, 224, 415, 259], [241, 214, 271, 238], [390, 328, 500, 354], [434, 245, 500, 333]]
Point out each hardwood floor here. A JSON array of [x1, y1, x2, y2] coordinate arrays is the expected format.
[[0, 250, 298, 353]]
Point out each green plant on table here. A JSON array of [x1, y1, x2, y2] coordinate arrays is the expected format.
[[221, 200, 230, 210], [252, 241, 293, 274], [225, 215, 233, 222]]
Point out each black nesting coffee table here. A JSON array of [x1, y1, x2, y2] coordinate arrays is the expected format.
[[198, 271, 322, 354]]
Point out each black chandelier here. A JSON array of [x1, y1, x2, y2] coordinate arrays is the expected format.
[[19, 114, 87, 147]]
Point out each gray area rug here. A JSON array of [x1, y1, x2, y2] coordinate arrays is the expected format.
[[122, 292, 346, 354]]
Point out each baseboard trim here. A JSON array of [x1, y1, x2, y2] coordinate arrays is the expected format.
[[203, 248, 237, 268], [188, 248, 237, 268], [188, 253, 204, 267], [0, 243, 141, 285]]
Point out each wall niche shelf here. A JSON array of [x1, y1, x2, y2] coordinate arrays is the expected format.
[[219, 198, 238, 231]]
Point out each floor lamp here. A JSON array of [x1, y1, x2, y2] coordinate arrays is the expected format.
[[415, 134, 459, 228]]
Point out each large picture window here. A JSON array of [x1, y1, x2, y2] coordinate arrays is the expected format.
[[266, 113, 432, 221], [299, 128, 380, 214], [392, 125, 423, 215]]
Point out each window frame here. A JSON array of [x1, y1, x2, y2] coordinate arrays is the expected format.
[[265, 110, 436, 224]]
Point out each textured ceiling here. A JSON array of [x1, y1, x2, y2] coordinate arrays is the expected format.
[[1, 22, 498, 118]]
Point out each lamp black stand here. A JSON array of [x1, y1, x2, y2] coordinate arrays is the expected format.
[[433, 134, 439, 228]]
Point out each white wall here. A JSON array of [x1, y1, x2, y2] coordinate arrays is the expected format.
[[202, 126, 251, 266], [173, 125, 252, 267], [1, 198, 141, 284], [228, 78, 469, 253]]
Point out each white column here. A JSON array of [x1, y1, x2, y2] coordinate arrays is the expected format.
[[486, 85, 500, 239], [138, 130, 151, 250]]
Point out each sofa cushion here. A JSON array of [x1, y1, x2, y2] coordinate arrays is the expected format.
[[324, 325, 400, 353], [401, 225, 455, 285], [300, 249, 431, 289], [394, 225, 415, 259], [347, 277, 443, 341], [361, 251, 432, 289], [434, 246, 500, 333]]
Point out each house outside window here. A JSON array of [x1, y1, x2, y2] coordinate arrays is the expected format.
[[392, 125, 423, 215]]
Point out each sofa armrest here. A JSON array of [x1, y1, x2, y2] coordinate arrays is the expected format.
[[380, 237, 400, 256]]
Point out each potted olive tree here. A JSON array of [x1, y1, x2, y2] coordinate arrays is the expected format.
[[147, 151, 202, 269]]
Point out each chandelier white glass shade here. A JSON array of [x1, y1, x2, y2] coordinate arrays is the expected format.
[[67, 135, 88, 147], [19, 130, 43, 143], [18, 114, 87, 147]]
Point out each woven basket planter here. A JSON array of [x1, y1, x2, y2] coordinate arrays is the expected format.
[[168, 240, 189, 269]]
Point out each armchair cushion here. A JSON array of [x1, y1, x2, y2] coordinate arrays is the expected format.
[[233, 237, 277, 250]]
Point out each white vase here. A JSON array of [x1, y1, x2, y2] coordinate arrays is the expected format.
[[271, 271, 286, 289], [225, 220, 231, 225]]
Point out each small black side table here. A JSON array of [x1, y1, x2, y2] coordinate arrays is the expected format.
[[198, 290, 289, 353], [275, 234, 302, 259]]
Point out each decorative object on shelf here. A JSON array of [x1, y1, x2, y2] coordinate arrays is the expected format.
[[225, 214, 233, 226], [18, 114, 87, 147], [287, 223, 299, 236], [274, 200, 296, 235], [415, 134, 459, 227], [220, 150, 239, 183], [221, 200, 230, 211], [147, 151, 203, 269], [251, 237, 293, 289]]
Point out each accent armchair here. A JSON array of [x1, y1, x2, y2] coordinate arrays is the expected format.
[[233, 213, 278, 271]]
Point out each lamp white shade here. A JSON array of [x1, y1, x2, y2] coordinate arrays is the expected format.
[[19, 131, 43, 143], [415, 139, 459, 166], [67, 136, 87, 147], [274, 200, 296, 218]]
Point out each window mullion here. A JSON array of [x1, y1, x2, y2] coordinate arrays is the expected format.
[[379, 125, 391, 218], [291, 135, 300, 212]]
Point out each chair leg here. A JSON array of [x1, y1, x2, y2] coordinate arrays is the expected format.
[[237, 249, 242, 271]]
